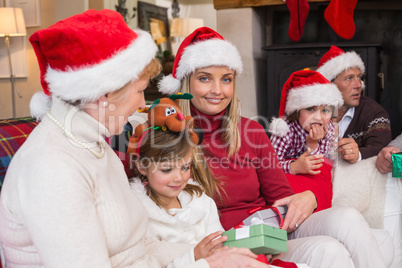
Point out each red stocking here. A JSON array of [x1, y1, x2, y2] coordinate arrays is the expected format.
[[324, 0, 358, 40], [285, 0, 310, 42]]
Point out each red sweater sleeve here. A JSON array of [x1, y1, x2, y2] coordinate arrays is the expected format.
[[249, 120, 295, 204], [210, 118, 294, 230]]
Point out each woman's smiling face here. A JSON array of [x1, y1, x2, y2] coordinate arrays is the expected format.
[[189, 66, 235, 115]]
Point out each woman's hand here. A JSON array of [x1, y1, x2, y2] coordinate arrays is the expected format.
[[272, 191, 317, 233], [290, 148, 324, 175], [205, 247, 271, 268], [194, 231, 226, 260]]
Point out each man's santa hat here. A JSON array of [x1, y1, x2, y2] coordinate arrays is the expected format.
[[316, 45, 365, 82], [29, 9, 157, 120], [269, 70, 343, 137], [158, 27, 242, 95]]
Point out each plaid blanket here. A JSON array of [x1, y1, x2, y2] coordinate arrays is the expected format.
[[0, 118, 134, 191], [0, 117, 39, 188]]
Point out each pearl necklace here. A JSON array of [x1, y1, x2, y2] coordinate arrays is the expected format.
[[46, 111, 105, 158]]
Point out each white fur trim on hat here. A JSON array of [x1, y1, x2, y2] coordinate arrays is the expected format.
[[158, 74, 181, 95], [30, 91, 52, 120], [45, 30, 157, 103], [316, 51, 365, 82], [269, 118, 290, 137], [176, 39, 243, 80], [285, 83, 344, 116]]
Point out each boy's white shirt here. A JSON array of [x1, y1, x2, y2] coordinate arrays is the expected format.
[[130, 178, 224, 267]]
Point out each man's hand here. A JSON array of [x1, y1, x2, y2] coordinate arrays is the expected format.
[[194, 231, 226, 261], [376, 146, 400, 174], [337, 137, 359, 163], [290, 148, 324, 175], [272, 191, 317, 233]]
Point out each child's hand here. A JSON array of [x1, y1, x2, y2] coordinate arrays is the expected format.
[[306, 124, 327, 150], [307, 124, 327, 141], [290, 148, 324, 175], [194, 231, 227, 261]]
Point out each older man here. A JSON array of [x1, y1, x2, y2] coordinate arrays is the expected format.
[[317, 45, 392, 163]]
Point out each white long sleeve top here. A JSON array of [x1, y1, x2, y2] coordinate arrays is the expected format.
[[130, 179, 224, 267], [0, 98, 208, 268]]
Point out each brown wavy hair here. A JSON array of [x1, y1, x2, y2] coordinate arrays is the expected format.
[[131, 128, 204, 210]]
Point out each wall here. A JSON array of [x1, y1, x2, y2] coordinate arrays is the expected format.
[[0, 0, 56, 119], [0, 0, 220, 119], [217, 8, 262, 119]]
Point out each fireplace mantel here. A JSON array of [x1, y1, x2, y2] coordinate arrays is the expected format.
[[213, 0, 329, 10]]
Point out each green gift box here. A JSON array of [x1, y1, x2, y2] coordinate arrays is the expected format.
[[392, 152, 402, 178], [223, 224, 287, 255]]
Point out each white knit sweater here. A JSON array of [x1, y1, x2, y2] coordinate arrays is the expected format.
[[0, 98, 208, 268], [131, 179, 223, 267]]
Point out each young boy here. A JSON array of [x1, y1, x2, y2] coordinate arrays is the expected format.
[[269, 70, 343, 212]]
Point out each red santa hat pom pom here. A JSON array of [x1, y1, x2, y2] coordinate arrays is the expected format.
[[269, 117, 290, 137], [30, 92, 52, 120], [158, 74, 182, 95]]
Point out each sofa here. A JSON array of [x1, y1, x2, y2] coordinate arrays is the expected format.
[[0, 116, 393, 267]]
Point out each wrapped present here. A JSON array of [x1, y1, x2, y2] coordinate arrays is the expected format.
[[235, 206, 288, 229], [223, 223, 287, 255], [392, 152, 402, 178]]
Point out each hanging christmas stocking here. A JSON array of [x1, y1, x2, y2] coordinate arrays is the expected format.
[[324, 0, 358, 40], [285, 0, 310, 42]]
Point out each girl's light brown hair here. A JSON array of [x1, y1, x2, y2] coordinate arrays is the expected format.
[[131, 128, 203, 210]]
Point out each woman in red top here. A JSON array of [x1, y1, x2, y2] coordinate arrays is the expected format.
[[159, 27, 392, 268]]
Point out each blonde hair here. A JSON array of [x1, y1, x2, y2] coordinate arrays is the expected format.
[[131, 128, 203, 210], [179, 75, 241, 157], [178, 74, 241, 202]]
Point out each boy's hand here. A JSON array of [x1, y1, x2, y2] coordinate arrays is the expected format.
[[307, 124, 327, 141], [194, 231, 227, 261], [306, 124, 327, 150], [290, 148, 324, 175]]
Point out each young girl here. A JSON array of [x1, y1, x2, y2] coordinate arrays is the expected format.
[[128, 98, 225, 267], [269, 70, 343, 212]]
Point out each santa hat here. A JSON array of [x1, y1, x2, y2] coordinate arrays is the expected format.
[[29, 9, 157, 120], [269, 70, 343, 136], [158, 27, 242, 95], [316, 45, 365, 82]]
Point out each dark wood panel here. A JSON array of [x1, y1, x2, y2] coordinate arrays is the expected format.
[[213, 0, 329, 10]]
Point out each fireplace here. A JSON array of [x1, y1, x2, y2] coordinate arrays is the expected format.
[[253, 2, 402, 138], [261, 43, 382, 122]]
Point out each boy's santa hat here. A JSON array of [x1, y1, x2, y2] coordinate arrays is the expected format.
[[269, 70, 343, 137], [316, 45, 365, 82], [29, 9, 157, 120], [158, 27, 242, 95]]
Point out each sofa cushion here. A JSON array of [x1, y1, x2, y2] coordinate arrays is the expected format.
[[0, 117, 39, 188]]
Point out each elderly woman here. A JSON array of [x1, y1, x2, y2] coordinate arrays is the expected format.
[[159, 27, 392, 267], [0, 10, 268, 268]]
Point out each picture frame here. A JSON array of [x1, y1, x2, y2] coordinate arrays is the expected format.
[[6, 0, 41, 28], [113, 0, 138, 29], [137, 1, 171, 52]]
